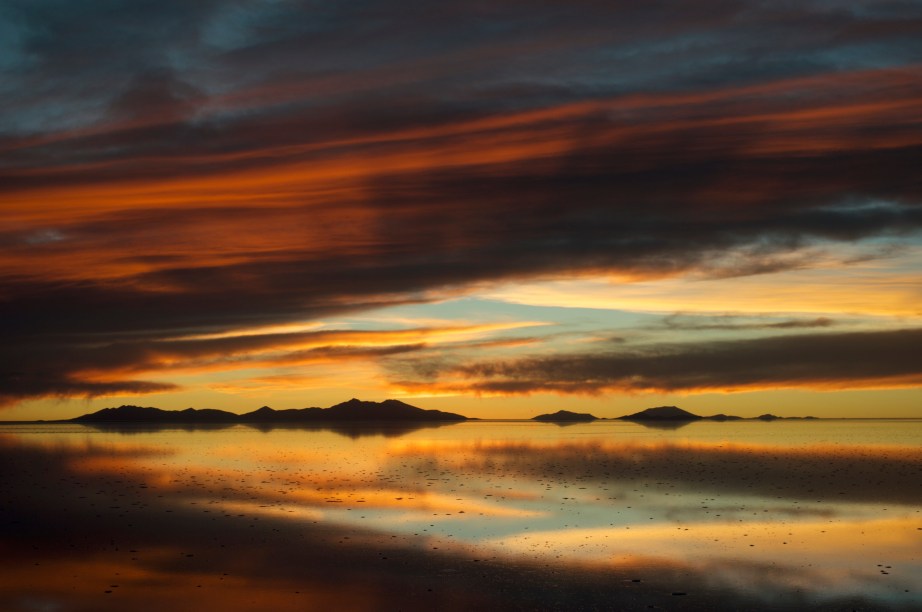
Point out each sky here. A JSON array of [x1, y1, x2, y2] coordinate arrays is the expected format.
[[1, 0, 921, 420]]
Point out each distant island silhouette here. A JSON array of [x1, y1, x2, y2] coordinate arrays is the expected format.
[[532, 410, 598, 422], [68, 398, 468, 424], [618, 406, 817, 422], [619, 406, 703, 421]]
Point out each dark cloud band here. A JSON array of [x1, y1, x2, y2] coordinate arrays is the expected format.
[[404, 328, 922, 394]]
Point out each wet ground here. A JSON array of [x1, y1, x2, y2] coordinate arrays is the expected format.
[[1, 420, 919, 610]]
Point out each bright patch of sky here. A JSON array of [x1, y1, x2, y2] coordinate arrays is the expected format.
[[482, 245, 922, 319]]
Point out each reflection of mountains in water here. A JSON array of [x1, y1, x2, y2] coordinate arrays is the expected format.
[[627, 419, 693, 431], [81, 422, 238, 435], [82, 420, 460, 438]]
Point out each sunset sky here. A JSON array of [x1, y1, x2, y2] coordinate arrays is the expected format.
[[2, 1, 921, 419]]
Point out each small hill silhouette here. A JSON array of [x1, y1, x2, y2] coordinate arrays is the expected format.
[[619, 406, 703, 421], [532, 410, 597, 422], [708, 413, 744, 421]]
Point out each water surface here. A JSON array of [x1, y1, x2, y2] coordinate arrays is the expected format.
[[1, 420, 919, 610]]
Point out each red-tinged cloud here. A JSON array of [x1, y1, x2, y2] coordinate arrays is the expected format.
[[2, 1, 922, 408], [390, 328, 922, 395]]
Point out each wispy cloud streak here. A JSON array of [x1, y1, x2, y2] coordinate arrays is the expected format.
[[2, 1, 921, 408], [393, 328, 922, 395]]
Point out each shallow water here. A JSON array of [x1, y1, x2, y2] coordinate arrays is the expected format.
[[1, 420, 920, 610]]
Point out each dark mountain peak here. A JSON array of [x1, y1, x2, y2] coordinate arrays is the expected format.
[[72, 405, 238, 423], [238, 406, 318, 422], [72, 405, 161, 422], [325, 398, 466, 421], [620, 406, 702, 421], [532, 410, 597, 422], [330, 398, 415, 409]]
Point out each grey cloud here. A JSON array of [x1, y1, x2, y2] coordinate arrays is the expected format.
[[657, 315, 836, 331], [430, 328, 922, 393]]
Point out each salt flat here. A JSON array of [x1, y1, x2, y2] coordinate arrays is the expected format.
[[1, 419, 919, 610]]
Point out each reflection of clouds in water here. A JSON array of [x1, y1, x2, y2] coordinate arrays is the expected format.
[[61, 438, 538, 521], [0, 435, 546, 610], [489, 517, 921, 601], [1, 431, 919, 610], [389, 439, 922, 505], [382, 438, 922, 607]]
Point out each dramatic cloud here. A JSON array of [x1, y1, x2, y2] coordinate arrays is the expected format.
[[393, 328, 922, 395], [0, 322, 543, 406], [2, 1, 921, 410]]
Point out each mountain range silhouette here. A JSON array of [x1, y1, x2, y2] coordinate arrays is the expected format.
[[63, 401, 816, 425], [69, 398, 467, 424]]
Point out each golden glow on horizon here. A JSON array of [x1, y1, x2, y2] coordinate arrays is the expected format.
[[484, 255, 922, 318]]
